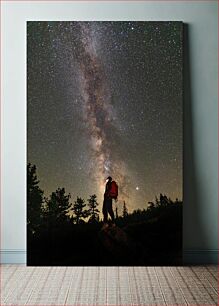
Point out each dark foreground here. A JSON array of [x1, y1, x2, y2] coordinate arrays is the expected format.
[[27, 203, 182, 266]]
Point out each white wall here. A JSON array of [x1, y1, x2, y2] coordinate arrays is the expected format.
[[1, 1, 218, 263]]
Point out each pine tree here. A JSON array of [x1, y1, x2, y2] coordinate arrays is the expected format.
[[160, 194, 171, 207], [72, 197, 87, 224], [87, 194, 99, 222], [122, 201, 128, 218], [27, 163, 44, 235], [45, 188, 71, 226]]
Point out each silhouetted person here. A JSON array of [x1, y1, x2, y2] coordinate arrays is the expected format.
[[102, 176, 115, 228]]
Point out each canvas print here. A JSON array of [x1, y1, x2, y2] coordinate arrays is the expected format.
[[27, 21, 183, 266]]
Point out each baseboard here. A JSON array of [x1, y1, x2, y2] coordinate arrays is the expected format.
[[183, 249, 218, 264], [0, 249, 26, 264], [1, 249, 218, 264]]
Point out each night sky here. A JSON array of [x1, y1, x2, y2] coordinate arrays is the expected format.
[[27, 21, 183, 214]]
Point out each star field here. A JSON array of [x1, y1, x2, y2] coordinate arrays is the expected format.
[[27, 21, 183, 213]]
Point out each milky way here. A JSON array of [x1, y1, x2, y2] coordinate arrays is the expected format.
[[27, 21, 183, 214], [77, 23, 130, 201]]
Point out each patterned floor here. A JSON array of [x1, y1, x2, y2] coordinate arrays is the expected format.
[[1, 265, 218, 305]]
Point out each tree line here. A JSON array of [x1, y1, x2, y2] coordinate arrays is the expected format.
[[27, 163, 102, 234], [27, 163, 182, 235]]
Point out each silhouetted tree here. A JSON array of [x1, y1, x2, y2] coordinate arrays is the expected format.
[[115, 207, 118, 219], [45, 188, 71, 226], [87, 194, 99, 222], [72, 197, 87, 224], [123, 201, 128, 218], [27, 163, 44, 234], [155, 196, 159, 205], [148, 194, 172, 210], [160, 194, 171, 206]]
